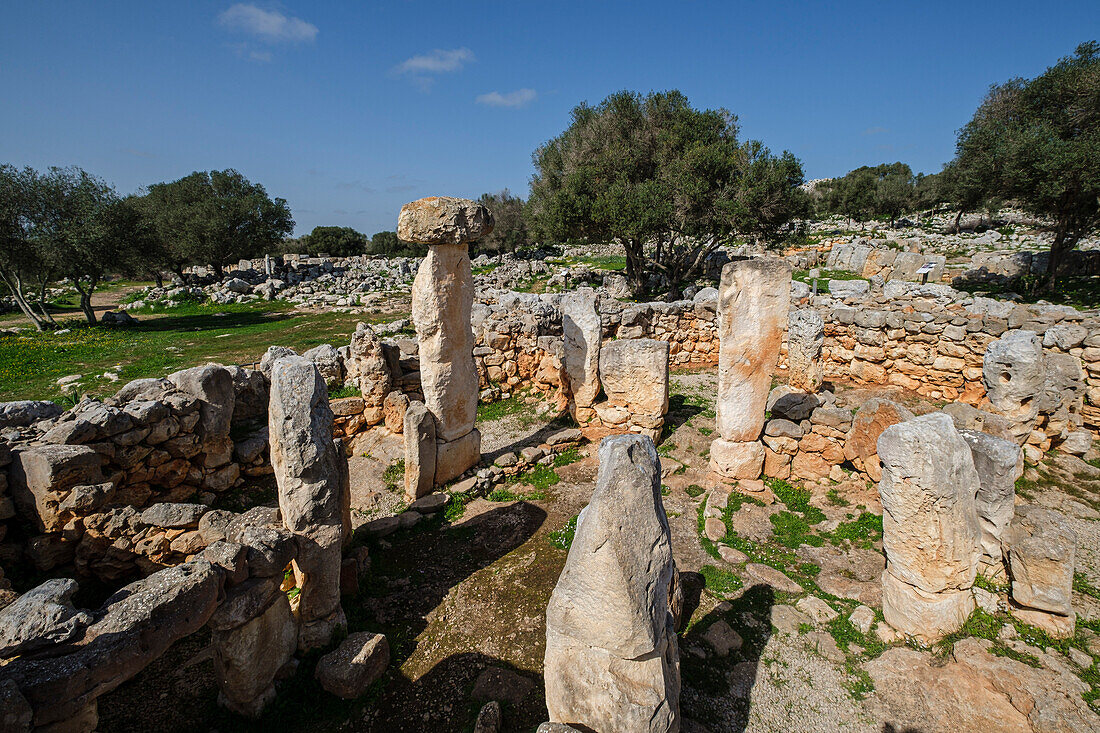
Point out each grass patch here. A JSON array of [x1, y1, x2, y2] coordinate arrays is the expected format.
[[828, 512, 883, 550], [328, 384, 361, 399], [700, 564, 744, 595], [767, 478, 826, 524], [685, 484, 705, 498], [825, 488, 850, 506], [552, 447, 582, 467], [442, 492, 473, 523], [487, 486, 546, 502], [476, 393, 528, 422], [657, 441, 677, 456], [792, 268, 866, 283], [516, 464, 560, 491], [381, 459, 404, 492], [548, 515, 578, 550], [770, 511, 824, 548]]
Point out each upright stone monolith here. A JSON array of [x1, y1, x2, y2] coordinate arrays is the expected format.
[[561, 287, 602, 422], [958, 428, 1021, 575], [877, 413, 981, 641], [544, 434, 680, 732], [982, 329, 1045, 444], [786, 309, 824, 393], [400, 196, 493, 486], [268, 356, 351, 650], [710, 258, 792, 480]]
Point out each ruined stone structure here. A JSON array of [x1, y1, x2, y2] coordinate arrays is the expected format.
[[544, 434, 680, 732], [1003, 505, 1077, 637], [786, 308, 825, 393], [710, 258, 792, 480], [400, 196, 493, 488]]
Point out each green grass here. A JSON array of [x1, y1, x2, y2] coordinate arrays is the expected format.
[[0, 301, 403, 402], [657, 441, 677, 456], [828, 512, 883, 550], [792, 268, 866, 283], [770, 510, 825, 548], [685, 484, 705, 498], [476, 393, 529, 422], [328, 384, 361, 399], [575, 254, 627, 271], [515, 464, 560, 491], [552, 447, 582, 467], [487, 485, 547, 502], [700, 564, 744, 595], [825, 488, 850, 506], [442, 492, 473, 523], [381, 459, 404, 492], [548, 514, 578, 550], [767, 478, 826, 524]]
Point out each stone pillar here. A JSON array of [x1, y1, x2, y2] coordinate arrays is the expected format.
[[786, 309, 824, 393], [404, 400, 436, 500], [597, 338, 670, 441], [877, 413, 981, 641], [268, 356, 351, 651], [400, 196, 493, 486], [982, 329, 1045, 444], [710, 258, 791, 480], [1004, 505, 1077, 637], [958, 429, 1021, 576], [544, 435, 679, 732], [561, 287, 602, 422]]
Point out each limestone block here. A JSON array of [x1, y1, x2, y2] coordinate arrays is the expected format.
[[412, 243, 478, 441], [1004, 505, 1075, 617], [843, 398, 914, 482], [598, 338, 670, 416], [404, 401, 436, 499], [315, 631, 390, 699], [213, 593, 297, 718], [877, 413, 981, 594], [882, 570, 974, 643], [0, 578, 93, 658], [715, 259, 791, 442], [346, 325, 393, 408], [11, 445, 104, 532], [397, 196, 494, 245], [982, 330, 1045, 441], [544, 435, 679, 732], [269, 357, 350, 646], [787, 309, 824, 393], [434, 429, 481, 486], [958, 429, 1020, 568], [709, 439, 764, 480], [562, 288, 602, 410]]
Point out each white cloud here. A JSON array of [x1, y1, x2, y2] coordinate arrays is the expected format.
[[218, 4, 318, 43], [476, 88, 537, 108], [395, 48, 474, 75]]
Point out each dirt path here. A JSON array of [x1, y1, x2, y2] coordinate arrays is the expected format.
[[0, 283, 147, 328]]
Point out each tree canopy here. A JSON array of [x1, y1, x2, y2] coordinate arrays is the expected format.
[[476, 190, 528, 253], [950, 41, 1100, 284], [300, 225, 368, 257], [814, 163, 919, 226], [140, 169, 293, 278], [527, 89, 806, 297]]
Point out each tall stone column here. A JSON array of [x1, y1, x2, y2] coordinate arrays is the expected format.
[[561, 287, 602, 423], [399, 196, 493, 485], [268, 355, 351, 651], [709, 258, 791, 480]]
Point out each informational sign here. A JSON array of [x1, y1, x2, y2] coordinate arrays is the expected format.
[[915, 262, 935, 275]]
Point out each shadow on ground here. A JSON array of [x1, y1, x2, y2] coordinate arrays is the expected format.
[[679, 583, 776, 733]]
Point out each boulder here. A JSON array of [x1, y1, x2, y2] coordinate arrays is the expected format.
[[0, 400, 63, 430], [0, 579, 93, 658], [302, 344, 345, 386], [397, 196, 494, 245], [346, 325, 393, 408], [544, 435, 679, 732], [139, 502, 208, 529], [314, 631, 390, 699], [11, 444, 104, 532], [982, 330, 1045, 442]]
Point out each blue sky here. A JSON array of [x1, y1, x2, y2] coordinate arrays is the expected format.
[[2, 1, 1096, 236]]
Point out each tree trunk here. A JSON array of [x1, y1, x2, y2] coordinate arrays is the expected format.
[[0, 272, 47, 331], [622, 239, 647, 296], [952, 210, 963, 234], [73, 280, 98, 326], [173, 267, 190, 286], [1042, 223, 1076, 293], [151, 271, 164, 288], [212, 262, 224, 280]]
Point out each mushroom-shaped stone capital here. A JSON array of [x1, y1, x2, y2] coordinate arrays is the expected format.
[[397, 196, 494, 245]]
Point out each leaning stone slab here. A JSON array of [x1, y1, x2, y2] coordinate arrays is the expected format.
[[435, 429, 481, 486], [213, 592, 297, 718], [544, 435, 679, 732]]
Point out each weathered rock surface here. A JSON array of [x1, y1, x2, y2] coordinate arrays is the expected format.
[[268, 356, 350, 649], [403, 400, 436, 499], [844, 398, 914, 481], [0, 579, 93, 658], [959, 429, 1020, 570], [877, 413, 981, 640], [983, 329, 1045, 442], [1004, 504, 1076, 621], [787, 309, 824, 392], [314, 631, 390, 699], [213, 592, 297, 718], [561, 287, 602, 410], [544, 435, 679, 732], [346, 324, 393, 408], [598, 338, 670, 416], [397, 196, 494, 245]]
